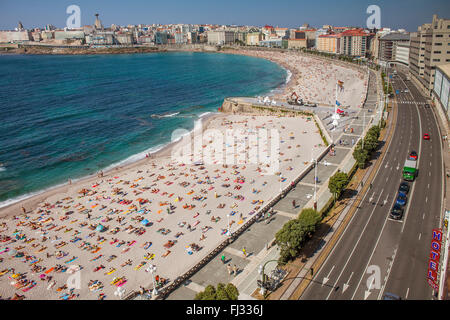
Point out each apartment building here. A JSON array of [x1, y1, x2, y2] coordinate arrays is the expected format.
[[287, 39, 307, 49], [409, 15, 450, 94], [317, 34, 339, 53], [246, 32, 263, 46], [395, 42, 410, 66], [432, 63, 450, 120], [274, 27, 288, 38], [207, 30, 236, 45], [339, 29, 369, 57], [378, 33, 410, 62]]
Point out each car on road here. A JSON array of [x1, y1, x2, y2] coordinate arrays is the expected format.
[[398, 182, 410, 194], [404, 88, 409, 93], [382, 292, 402, 300], [408, 151, 418, 160], [395, 192, 408, 207], [423, 133, 430, 140], [425, 103, 430, 108], [390, 204, 404, 220]]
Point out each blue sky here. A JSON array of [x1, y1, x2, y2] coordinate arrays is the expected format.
[[0, 0, 449, 31]]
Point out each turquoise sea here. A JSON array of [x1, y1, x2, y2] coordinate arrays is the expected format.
[[0, 52, 286, 207]]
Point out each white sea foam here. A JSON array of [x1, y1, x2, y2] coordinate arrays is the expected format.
[[0, 167, 5, 172], [102, 144, 165, 172], [0, 144, 167, 210], [198, 112, 212, 118], [151, 112, 180, 118], [0, 180, 69, 209], [162, 112, 180, 118]]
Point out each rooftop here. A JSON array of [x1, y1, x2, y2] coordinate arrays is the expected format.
[[380, 32, 410, 41], [437, 63, 450, 79]]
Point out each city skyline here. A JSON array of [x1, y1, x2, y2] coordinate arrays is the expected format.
[[1, 0, 449, 31]]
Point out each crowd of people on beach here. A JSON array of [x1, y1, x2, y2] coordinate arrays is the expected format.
[[0, 114, 324, 300], [233, 49, 368, 108]]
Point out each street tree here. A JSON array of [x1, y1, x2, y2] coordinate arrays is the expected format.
[[328, 171, 350, 202]]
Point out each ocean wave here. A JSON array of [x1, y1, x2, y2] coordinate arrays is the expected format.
[[198, 112, 212, 118], [0, 144, 168, 209], [0, 167, 5, 172], [150, 112, 180, 118], [0, 180, 69, 209], [101, 144, 166, 172]]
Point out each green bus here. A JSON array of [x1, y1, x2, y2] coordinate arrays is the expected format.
[[403, 159, 417, 181]]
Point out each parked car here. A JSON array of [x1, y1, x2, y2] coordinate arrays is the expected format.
[[423, 133, 430, 140], [408, 151, 418, 160], [398, 182, 410, 194], [395, 192, 408, 207]]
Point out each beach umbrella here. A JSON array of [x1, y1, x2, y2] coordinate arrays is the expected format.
[[96, 224, 105, 232], [141, 219, 150, 226]]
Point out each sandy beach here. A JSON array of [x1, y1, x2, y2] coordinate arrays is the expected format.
[[225, 49, 368, 108], [0, 112, 325, 300], [0, 49, 366, 300]]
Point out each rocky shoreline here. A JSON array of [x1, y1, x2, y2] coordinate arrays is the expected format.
[[0, 45, 165, 55]]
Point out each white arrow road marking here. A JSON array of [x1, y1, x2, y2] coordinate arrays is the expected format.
[[383, 195, 389, 206], [322, 265, 335, 286], [396, 163, 400, 170], [343, 272, 354, 293], [364, 277, 375, 300]]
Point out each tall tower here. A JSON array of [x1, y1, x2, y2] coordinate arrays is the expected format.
[[94, 13, 103, 30]]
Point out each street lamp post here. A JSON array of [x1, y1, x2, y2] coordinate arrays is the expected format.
[[146, 264, 158, 296], [257, 259, 279, 296], [312, 149, 317, 211]]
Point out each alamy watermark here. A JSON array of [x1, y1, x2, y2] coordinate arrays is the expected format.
[[366, 5, 381, 29], [170, 123, 280, 176], [66, 5, 81, 29]]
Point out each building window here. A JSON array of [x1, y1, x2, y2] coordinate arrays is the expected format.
[[432, 59, 440, 62], [434, 51, 441, 54], [435, 43, 442, 45], [435, 34, 443, 37]]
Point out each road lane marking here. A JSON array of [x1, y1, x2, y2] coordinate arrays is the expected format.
[[326, 191, 384, 300], [322, 265, 335, 286], [378, 71, 425, 299], [343, 272, 354, 293], [418, 233, 421, 240], [406, 288, 410, 299], [400, 80, 423, 234]]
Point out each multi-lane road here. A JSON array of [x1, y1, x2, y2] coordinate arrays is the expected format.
[[300, 68, 444, 300]]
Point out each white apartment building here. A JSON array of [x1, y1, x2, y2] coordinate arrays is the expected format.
[[207, 30, 236, 45]]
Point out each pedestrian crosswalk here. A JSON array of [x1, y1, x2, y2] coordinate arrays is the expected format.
[[397, 101, 426, 105]]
